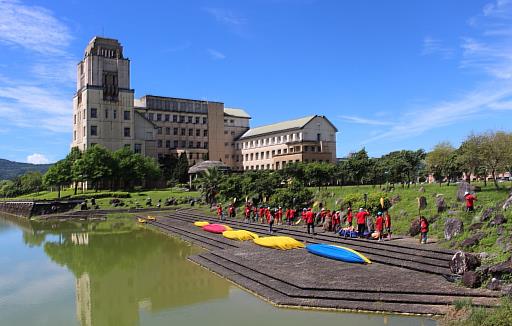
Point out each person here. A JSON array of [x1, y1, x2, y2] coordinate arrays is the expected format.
[[356, 208, 369, 238], [305, 208, 315, 235], [269, 209, 276, 233], [323, 210, 332, 231], [259, 206, 265, 224], [301, 208, 307, 225], [419, 216, 429, 244], [217, 204, 224, 220], [276, 207, 283, 225], [375, 212, 384, 241], [384, 211, 392, 240], [332, 211, 341, 233], [228, 204, 235, 218], [244, 204, 251, 223], [346, 207, 353, 227], [265, 207, 272, 224], [286, 208, 293, 225], [464, 191, 477, 212], [252, 206, 258, 223]]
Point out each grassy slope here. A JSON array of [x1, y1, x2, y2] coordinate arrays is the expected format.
[[312, 182, 512, 263]]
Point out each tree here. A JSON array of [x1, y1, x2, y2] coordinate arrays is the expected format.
[[66, 147, 82, 195], [304, 163, 334, 189], [196, 167, 222, 204], [457, 134, 485, 183], [43, 160, 71, 198], [480, 131, 512, 189], [347, 148, 371, 185], [72, 145, 114, 191], [173, 153, 190, 183], [20, 171, 43, 194], [426, 142, 456, 186]]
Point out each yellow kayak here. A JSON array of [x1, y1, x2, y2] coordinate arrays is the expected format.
[[146, 216, 156, 221], [194, 221, 210, 227], [137, 218, 147, 224], [223, 230, 259, 241], [253, 236, 305, 250]]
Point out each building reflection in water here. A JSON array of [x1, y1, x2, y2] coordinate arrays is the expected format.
[[19, 218, 230, 326]]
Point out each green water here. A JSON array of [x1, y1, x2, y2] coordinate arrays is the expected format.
[[0, 215, 437, 326]]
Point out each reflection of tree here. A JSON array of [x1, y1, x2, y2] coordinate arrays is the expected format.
[[44, 225, 229, 326], [22, 231, 46, 247]]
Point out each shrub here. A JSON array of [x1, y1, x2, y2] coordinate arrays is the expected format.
[[69, 192, 131, 200]]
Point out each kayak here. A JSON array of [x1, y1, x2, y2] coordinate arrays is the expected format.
[[194, 221, 210, 227], [137, 218, 147, 224], [223, 230, 259, 241], [202, 224, 233, 234], [253, 236, 305, 250], [146, 216, 156, 221], [306, 243, 371, 264]]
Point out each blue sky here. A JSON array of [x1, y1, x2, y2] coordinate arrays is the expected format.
[[0, 0, 511, 164]]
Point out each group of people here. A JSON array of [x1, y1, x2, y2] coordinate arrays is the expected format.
[[215, 203, 397, 240]]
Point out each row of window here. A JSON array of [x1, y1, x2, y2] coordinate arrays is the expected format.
[[242, 132, 303, 149], [73, 108, 130, 124], [146, 113, 207, 124], [157, 152, 208, 160], [157, 127, 208, 137], [244, 159, 326, 170], [78, 125, 131, 138], [157, 140, 209, 149]]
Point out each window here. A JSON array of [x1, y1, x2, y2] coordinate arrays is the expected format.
[[189, 141, 194, 148], [180, 115, 185, 123], [196, 129, 200, 136], [204, 142, 208, 149], [188, 116, 193, 123], [272, 150, 275, 156], [188, 129, 193, 136], [195, 116, 200, 124], [124, 127, 130, 137], [173, 140, 178, 148], [91, 108, 97, 118], [156, 114, 162, 121], [73, 115, 76, 124], [224, 130, 228, 135], [113, 109, 117, 119], [203, 130, 208, 137], [90, 125, 97, 136], [158, 140, 162, 148], [231, 131, 235, 135], [203, 117, 207, 124], [224, 142, 229, 147], [266, 151, 270, 158], [173, 115, 178, 122], [181, 140, 186, 148], [166, 127, 170, 135], [73, 130, 76, 140], [173, 128, 178, 135], [124, 111, 130, 120], [230, 119, 234, 124], [277, 149, 281, 155], [134, 144, 142, 154], [105, 109, 109, 119], [157, 128, 162, 135], [224, 119, 228, 123], [165, 140, 170, 148], [165, 114, 170, 122], [148, 113, 154, 121], [181, 128, 185, 136]]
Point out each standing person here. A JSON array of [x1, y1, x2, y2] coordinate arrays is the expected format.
[[332, 211, 341, 233], [384, 211, 392, 240], [305, 208, 315, 235], [464, 191, 477, 212], [356, 208, 369, 238], [346, 207, 353, 227], [228, 204, 235, 219], [419, 216, 429, 244], [301, 208, 307, 225], [323, 210, 332, 232], [269, 209, 276, 233], [244, 204, 251, 223], [259, 206, 265, 224], [375, 212, 384, 241], [286, 208, 293, 225], [276, 207, 283, 225], [217, 204, 224, 221]]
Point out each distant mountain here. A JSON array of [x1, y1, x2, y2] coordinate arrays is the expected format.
[[0, 159, 53, 180]]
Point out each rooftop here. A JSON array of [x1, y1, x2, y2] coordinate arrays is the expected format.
[[224, 107, 251, 119], [239, 115, 316, 139]]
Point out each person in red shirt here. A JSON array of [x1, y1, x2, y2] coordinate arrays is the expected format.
[[375, 212, 384, 241], [420, 216, 429, 244], [305, 208, 315, 235], [346, 207, 353, 227], [356, 208, 369, 238], [276, 207, 283, 225], [265, 207, 272, 224], [384, 211, 392, 240], [332, 211, 341, 233], [217, 204, 224, 220], [285, 208, 292, 225], [464, 192, 477, 212], [244, 205, 251, 223], [228, 204, 235, 218], [259, 206, 265, 224]]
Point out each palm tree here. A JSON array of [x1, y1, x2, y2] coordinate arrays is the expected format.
[[197, 167, 221, 205]]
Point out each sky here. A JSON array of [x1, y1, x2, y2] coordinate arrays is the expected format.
[[0, 0, 511, 164]]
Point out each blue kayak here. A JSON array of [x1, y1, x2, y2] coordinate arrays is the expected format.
[[306, 243, 372, 264]]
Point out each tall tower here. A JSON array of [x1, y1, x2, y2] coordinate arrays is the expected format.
[[72, 37, 135, 151]]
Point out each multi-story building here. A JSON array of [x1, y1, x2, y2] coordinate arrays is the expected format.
[[72, 37, 337, 171]]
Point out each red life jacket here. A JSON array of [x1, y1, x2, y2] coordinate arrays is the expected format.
[[420, 219, 429, 233], [375, 216, 384, 231], [347, 211, 353, 223], [465, 194, 476, 207], [305, 211, 314, 224], [356, 211, 367, 225]]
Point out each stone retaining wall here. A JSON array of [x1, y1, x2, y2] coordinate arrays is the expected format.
[[0, 201, 34, 217]]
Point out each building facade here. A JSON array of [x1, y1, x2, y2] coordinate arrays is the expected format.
[[72, 37, 337, 170]]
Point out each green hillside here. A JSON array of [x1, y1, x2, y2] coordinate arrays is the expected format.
[[0, 158, 52, 180]]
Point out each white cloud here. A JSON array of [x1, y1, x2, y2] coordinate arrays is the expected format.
[[338, 115, 393, 126], [26, 153, 50, 164], [0, 0, 72, 54], [207, 48, 226, 60], [203, 7, 246, 26], [421, 37, 454, 59]]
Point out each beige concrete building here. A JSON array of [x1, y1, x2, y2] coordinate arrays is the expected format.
[[72, 37, 337, 170]]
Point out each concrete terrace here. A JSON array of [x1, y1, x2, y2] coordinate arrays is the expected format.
[[140, 208, 502, 316]]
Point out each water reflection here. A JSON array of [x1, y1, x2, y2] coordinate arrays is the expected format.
[[0, 215, 437, 326]]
